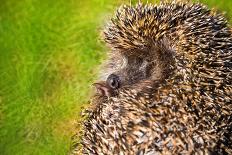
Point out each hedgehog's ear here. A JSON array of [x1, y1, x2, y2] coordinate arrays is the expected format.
[[152, 39, 175, 56], [150, 39, 176, 80]]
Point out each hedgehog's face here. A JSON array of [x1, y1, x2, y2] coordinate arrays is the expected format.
[[94, 41, 174, 98], [94, 38, 176, 97], [94, 52, 152, 97]]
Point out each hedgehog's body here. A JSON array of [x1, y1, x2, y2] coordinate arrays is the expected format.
[[81, 2, 232, 155]]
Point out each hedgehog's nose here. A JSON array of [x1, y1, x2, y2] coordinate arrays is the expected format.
[[93, 82, 114, 97], [106, 74, 120, 89]]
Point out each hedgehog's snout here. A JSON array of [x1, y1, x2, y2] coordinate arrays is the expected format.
[[93, 74, 120, 97]]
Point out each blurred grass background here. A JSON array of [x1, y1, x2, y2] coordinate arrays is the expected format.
[[0, 0, 231, 154]]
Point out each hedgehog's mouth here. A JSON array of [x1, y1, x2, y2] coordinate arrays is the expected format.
[[93, 82, 116, 97]]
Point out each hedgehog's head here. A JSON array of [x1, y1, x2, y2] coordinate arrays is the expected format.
[[94, 40, 175, 97]]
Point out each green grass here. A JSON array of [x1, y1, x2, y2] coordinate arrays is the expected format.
[[0, 0, 231, 155]]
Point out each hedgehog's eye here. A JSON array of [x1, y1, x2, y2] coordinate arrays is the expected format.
[[107, 74, 120, 89]]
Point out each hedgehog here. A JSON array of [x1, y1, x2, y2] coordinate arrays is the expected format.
[[77, 1, 232, 155]]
